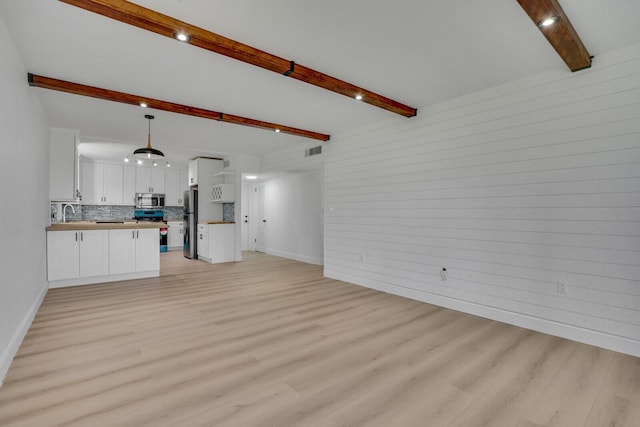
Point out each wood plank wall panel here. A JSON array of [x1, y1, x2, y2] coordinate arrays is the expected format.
[[323, 43, 640, 356]]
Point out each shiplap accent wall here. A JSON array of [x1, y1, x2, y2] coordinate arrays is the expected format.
[[323, 43, 640, 357]]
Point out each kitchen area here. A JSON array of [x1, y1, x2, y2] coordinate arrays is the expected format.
[[47, 128, 238, 288]]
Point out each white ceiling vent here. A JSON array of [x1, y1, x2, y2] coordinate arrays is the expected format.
[[305, 146, 322, 157]]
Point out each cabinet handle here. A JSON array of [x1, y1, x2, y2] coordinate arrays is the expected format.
[[137, 230, 139, 239], [80, 232, 83, 241], [75, 232, 78, 242], [132, 230, 135, 239]]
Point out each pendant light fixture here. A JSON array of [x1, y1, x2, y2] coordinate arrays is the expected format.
[[134, 114, 164, 158]]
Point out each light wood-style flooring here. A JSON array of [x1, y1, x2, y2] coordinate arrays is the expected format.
[[0, 251, 638, 426]]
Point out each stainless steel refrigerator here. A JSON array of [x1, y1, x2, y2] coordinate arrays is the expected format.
[[183, 189, 198, 259]]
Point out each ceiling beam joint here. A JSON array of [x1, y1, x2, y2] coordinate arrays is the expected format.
[[58, 0, 417, 117]]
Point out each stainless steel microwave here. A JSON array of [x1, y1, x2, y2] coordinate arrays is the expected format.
[[135, 193, 165, 208]]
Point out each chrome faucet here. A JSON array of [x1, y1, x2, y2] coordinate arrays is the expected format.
[[62, 204, 76, 223]]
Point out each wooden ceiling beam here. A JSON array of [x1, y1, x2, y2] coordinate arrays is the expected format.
[[516, 0, 592, 71], [28, 73, 330, 141], [58, 0, 417, 117]]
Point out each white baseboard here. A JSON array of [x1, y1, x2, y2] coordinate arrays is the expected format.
[[325, 269, 640, 358], [267, 248, 323, 266], [0, 283, 48, 387], [48, 270, 160, 288]]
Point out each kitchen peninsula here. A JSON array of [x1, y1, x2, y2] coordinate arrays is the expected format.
[[46, 221, 163, 288]]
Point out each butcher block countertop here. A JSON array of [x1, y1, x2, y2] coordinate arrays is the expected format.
[[200, 221, 236, 224], [46, 221, 165, 231]]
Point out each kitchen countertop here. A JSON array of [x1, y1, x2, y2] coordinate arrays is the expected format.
[[46, 221, 165, 231]]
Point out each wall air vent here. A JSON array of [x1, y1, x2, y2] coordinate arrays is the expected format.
[[305, 146, 322, 157]]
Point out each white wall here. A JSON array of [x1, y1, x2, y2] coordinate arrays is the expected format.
[[260, 171, 324, 265], [324, 43, 640, 357], [0, 13, 50, 384]]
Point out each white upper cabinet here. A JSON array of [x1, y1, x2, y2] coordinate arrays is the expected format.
[[81, 162, 124, 205], [123, 166, 136, 206], [136, 167, 165, 193], [49, 128, 79, 201], [165, 168, 189, 206]]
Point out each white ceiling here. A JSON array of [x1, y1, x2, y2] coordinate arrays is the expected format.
[[2, 0, 640, 168]]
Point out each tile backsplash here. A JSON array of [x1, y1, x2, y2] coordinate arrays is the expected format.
[[223, 203, 235, 222], [51, 203, 235, 222], [164, 206, 183, 221], [50, 204, 227, 222]]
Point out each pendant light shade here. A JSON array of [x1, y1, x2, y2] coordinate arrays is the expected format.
[[134, 114, 164, 158]]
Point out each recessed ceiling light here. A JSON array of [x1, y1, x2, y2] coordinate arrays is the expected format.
[[175, 32, 190, 42], [124, 157, 130, 163], [355, 94, 363, 101], [136, 159, 143, 165], [538, 16, 559, 27], [245, 175, 258, 180], [166, 162, 171, 167], [139, 102, 148, 108], [275, 129, 280, 133]]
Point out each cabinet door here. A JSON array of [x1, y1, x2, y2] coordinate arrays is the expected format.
[[188, 160, 198, 186], [49, 129, 77, 201], [135, 228, 159, 272], [103, 164, 124, 204], [109, 229, 136, 275], [47, 231, 80, 281], [197, 225, 209, 259], [164, 168, 180, 206], [210, 224, 236, 263], [167, 222, 183, 248], [78, 230, 109, 277], [180, 169, 189, 196], [135, 167, 152, 193], [81, 163, 103, 204], [150, 168, 165, 193], [123, 166, 136, 206]]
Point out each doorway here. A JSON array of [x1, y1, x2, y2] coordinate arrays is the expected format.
[[242, 182, 265, 253]]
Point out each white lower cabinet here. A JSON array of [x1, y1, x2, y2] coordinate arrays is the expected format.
[[109, 228, 159, 274], [47, 230, 109, 281], [197, 224, 209, 260], [209, 224, 236, 263], [167, 221, 184, 250], [47, 227, 160, 287]]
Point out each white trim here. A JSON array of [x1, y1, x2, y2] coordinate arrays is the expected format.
[[0, 284, 48, 387], [324, 269, 640, 358], [268, 248, 323, 266], [48, 270, 159, 288]]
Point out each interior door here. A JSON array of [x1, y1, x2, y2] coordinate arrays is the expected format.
[[241, 182, 251, 251], [255, 183, 266, 253]]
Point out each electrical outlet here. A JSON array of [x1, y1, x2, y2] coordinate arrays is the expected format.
[[557, 280, 568, 295], [440, 267, 448, 281]]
